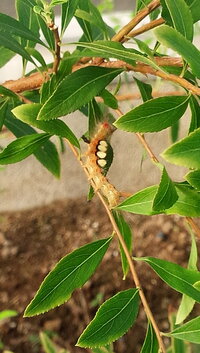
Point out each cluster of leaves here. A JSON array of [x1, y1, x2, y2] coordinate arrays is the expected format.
[[1, 0, 200, 352]]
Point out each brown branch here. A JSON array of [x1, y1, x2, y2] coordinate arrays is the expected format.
[[3, 57, 191, 96], [122, 17, 165, 42], [66, 140, 166, 353], [112, 0, 161, 42]]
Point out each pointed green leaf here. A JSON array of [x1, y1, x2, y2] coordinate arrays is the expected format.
[[176, 233, 198, 324], [0, 46, 15, 68], [0, 133, 51, 164], [114, 96, 189, 133], [61, 0, 80, 36], [5, 111, 60, 177], [76, 40, 164, 71], [170, 316, 200, 344], [115, 185, 159, 215], [88, 98, 103, 138], [0, 13, 45, 46], [24, 237, 112, 317], [163, 0, 193, 40], [0, 32, 35, 64], [140, 323, 159, 353], [166, 184, 200, 217], [0, 100, 8, 131], [170, 120, 179, 143], [113, 211, 132, 279], [185, 0, 200, 23], [134, 78, 152, 102], [153, 167, 178, 211], [155, 25, 200, 78], [99, 89, 118, 109], [12, 103, 80, 148], [34, 141, 60, 178], [162, 128, 200, 169], [26, 47, 47, 68], [136, 257, 200, 302], [189, 96, 200, 133], [0, 85, 19, 100], [186, 170, 200, 190], [38, 67, 122, 120], [77, 288, 139, 348]]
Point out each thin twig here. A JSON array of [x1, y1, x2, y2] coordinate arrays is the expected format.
[[122, 17, 165, 42], [66, 140, 166, 353], [112, 0, 160, 42]]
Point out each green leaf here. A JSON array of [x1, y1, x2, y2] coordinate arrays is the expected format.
[[88, 98, 103, 137], [24, 237, 112, 317], [166, 184, 200, 217], [185, 170, 200, 190], [152, 167, 178, 211], [26, 47, 47, 68], [136, 0, 152, 12], [0, 32, 35, 64], [113, 211, 132, 279], [189, 96, 200, 133], [50, 0, 69, 6], [115, 185, 159, 216], [38, 67, 122, 120], [37, 15, 55, 50], [0, 46, 15, 68], [170, 120, 179, 143], [163, 0, 193, 40], [170, 316, 200, 344], [185, 0, 200, 23], [5, 111, 60, 177], [76, 40, 164, 71], [0, 85, 19, 100], [12, 103, 80, 148], [0, 100, 8, 131], [40, 332, 57, 353], [176, 233, 198, 324], [34, 141, 60, 178], [134, 78, 152, 102], [114, 96, 189, 133], [77, 288, 139, 348], [61, 0, 80, 36], [162, 128, 200, 169], [0, 310, 18, 321], [0, 13, 45, 46], [134, 38, 153, 58], [0, 133, 51, 164], [135, 257, 200, 302], [76, 0, 93, 41], [154, 25, 200, 79], [140, 323, 158, 353], [99, 89, 118, 109]]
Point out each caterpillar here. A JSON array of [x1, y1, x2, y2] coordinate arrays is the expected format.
[[84, 122, 120, 208]]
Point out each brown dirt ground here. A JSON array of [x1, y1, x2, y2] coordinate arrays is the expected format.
[[0, 197, 199, 353]]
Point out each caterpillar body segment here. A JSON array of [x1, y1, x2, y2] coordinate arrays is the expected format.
[[84, 122, 119, 208]]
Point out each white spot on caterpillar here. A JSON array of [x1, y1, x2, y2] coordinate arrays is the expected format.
[[97, 159, 107, 168], [97, 144, 107, 152], [97, 151, 106, 159]]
